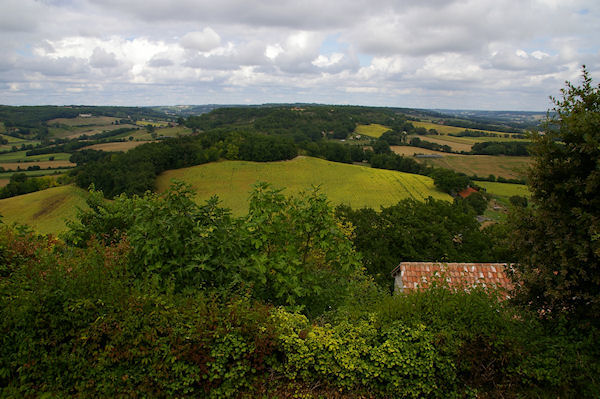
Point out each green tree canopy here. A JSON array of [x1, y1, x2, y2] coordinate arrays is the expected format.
[[510, 67, 600, 326]]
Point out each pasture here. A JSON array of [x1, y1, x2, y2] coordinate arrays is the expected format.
[[156, 156, 452, 215], [354, 124, 390, 138], [417, 154, 531, 180], [0, 134, 40, 151], [0, 185, 89, 234], [0, 151, 71, 163], [477, 181, 531, 200], [47, 116, 139, 139], [80, 140, 154, 152]]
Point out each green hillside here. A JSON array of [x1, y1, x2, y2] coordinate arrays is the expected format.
[[478, 181, 531, 202], [156, 156, 451, 214], [0, 185, 89, 234]]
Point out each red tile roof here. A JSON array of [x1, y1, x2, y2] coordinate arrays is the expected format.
[[458, 187, 478, 198], [391, 262, 513, 294]]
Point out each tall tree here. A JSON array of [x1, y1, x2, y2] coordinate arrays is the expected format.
[[510, 67, 600, 326]]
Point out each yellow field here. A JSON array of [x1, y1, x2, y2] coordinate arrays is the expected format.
[[80, 140, 154, 152], [0, 185, 89, 234], [156, 156, 451, 215], [417, 155, 531, 180], [354, 124, 390, 138]]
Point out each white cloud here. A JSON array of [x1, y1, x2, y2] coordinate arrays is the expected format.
[[0, 0, 598, 109], [90, 47, 119, 68], [180, 28, 221, 52]]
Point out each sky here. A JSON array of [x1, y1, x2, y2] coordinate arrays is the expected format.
[[1, 0, 599, 110]]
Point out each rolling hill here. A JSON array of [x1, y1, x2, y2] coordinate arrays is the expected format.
[[0, 185, 89, 234], [156, 156, 452, 215]]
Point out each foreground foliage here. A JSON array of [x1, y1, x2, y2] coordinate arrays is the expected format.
[[510, 67, 600, 327], [1, 183, 598, 397]]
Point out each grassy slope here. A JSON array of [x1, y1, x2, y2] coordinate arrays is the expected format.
[[418, 155, 531, 180], [156, 157, 451, 215], [478, 181, 531, 201], [0, 185, 89, 234], [354, 124, 390, 138]]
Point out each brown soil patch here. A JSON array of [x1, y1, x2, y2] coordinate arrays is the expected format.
[[0, 179, 8, 188]]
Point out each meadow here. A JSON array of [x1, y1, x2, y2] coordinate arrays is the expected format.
[[0, 150, 71, 163], [0, 134, 40, 151], [47, 116, 139, 139], [354, 124, 390, 138], [477, 181, 531, 201], [0, 185, 89, 234], [156, 156, 451, 215], [417, 154, 531, 180]]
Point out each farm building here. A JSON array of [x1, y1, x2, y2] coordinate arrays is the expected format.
[[457, 187, 478, 198], [391, 262, 513, 295]]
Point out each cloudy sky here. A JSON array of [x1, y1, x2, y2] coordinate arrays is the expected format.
[[1, 0, 598, 110]]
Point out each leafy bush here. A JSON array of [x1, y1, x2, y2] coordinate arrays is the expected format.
[[65, 182, 366, 316], [0, 225, 278, 397], [273, 307, 459, 398]]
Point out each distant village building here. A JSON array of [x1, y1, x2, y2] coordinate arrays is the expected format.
[[78, 113, 92, 118], [391, 262, 513, 296]]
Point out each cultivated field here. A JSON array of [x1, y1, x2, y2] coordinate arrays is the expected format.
[[156, 156, 452, 215], [0, 160, 75, 170], [0, 179, 8, 188], [417, 155, 531, 180], [390, 146, 457, 156], [80, 140, 154, 152], [0, 185, 89, 234], [354, 124, 390, 138]]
